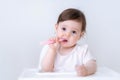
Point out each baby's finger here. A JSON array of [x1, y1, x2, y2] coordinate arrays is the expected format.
[[75, 65, 79, 70], [55, 37, 59, 43]]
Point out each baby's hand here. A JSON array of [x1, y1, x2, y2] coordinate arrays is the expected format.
[[40, 37, 65, 51], [75, 64, 88, 76], [48, 37, 60, 50]]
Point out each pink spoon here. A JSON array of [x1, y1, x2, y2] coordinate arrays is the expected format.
[[40, 38, 65, 45]]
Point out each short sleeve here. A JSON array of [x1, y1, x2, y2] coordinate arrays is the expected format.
[[38, 45, 49, 70], [82, 45, 96, 64]]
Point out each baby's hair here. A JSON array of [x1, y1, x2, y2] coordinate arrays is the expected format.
[[57, 8, 86, 33]]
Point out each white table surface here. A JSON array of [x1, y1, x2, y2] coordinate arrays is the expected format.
[[18, 67, 120, 80]]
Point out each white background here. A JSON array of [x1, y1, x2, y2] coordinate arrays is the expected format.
[[0, 0, 120, 80]]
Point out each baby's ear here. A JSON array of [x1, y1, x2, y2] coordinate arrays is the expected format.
[[54, 24, 57, 34], [80, 31, 85, 37], [55, 24, 58, 30]]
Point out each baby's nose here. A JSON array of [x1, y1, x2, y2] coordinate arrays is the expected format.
[[65, 32, 70, 37]]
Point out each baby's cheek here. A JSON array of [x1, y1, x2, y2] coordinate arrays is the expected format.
[[57, 33, 63, 37], [71, 38, 77, 43]]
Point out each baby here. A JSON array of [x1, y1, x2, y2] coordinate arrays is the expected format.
[[38, 8, 97, 76]]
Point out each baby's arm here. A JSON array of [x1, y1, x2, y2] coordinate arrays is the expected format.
[[41, 47, 57, 72], [41, 38, 59, 72], [76, 60, 97, 76], [85, 60, 97, 75]]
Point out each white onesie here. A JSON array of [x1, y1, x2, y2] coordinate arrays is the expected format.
[[38, 44, 95, 72]]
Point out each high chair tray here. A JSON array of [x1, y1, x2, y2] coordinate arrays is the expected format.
[[18, 67, 120, 80]]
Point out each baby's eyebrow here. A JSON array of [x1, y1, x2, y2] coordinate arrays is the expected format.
[[71, 27, 79, 32], [61, 24, 67, 27]]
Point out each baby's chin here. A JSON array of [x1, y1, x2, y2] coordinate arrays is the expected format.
[[60, 43, 71, 48]]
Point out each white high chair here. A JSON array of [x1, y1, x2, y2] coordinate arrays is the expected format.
[[18, 67, 120, 80]]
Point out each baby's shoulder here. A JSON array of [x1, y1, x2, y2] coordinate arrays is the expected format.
[[75, 44, 89, 55], [76, 44, 89, 50]]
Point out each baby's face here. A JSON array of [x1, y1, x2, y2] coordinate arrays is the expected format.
[[56, 20, 83, 48]]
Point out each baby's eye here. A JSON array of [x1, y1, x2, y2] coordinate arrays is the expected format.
[[72, 31, 76, 34], [62, 27, 66, 31]]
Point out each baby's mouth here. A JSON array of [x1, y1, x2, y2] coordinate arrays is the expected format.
[[62, 39, 68, 42], [59, 38, 68, 42]]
